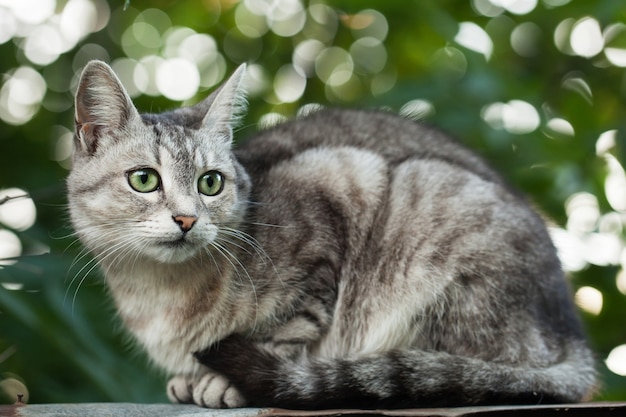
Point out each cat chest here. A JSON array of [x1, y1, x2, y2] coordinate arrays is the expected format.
[[119, 300, 207, 374]]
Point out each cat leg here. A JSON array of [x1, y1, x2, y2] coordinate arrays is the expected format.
[[167, 371, 246, 408]]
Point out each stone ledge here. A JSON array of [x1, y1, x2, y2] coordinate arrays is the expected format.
[[0, 402, 624, 417]]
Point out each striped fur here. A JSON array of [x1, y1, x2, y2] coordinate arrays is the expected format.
[[68, 61, 597, 409]]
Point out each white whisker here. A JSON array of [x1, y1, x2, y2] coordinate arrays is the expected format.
[[249, 222, 292, 229], [210, 240, 259, 332], [65, 221, 146, 311]]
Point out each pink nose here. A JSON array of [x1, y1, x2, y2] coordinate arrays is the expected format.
[[172, 215, 197, 233]]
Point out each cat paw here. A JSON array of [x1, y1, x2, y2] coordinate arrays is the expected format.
[[167, 372, 246, 408], [167, 375, 194, 403], [192, 371, 246, 408]]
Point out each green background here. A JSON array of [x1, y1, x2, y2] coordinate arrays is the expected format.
[[1, 0, 626, 404]]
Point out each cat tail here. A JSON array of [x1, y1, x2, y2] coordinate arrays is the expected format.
[[195, 336, 596, 410]]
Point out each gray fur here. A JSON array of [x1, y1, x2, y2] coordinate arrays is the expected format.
[[68, 60, 597, 409]]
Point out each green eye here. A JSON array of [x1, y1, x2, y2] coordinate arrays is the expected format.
[[198, 171, 224, 196], [128, 169, 160, 193]]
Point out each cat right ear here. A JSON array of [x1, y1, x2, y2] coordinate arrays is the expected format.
[[74, 60, 140, 156], [200, 64, 248, 144]]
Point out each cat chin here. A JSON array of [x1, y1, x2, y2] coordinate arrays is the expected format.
[[143, 243, 203, 264]]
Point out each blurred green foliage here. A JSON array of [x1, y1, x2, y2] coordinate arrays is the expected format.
[[1, 0, 626, 405]]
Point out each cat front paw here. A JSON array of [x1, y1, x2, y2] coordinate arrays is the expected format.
[[166, 372, 246, 408], [193, 371, 246, 408], [167, 375, 193, 403]]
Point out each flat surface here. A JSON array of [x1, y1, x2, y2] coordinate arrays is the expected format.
[[0, 402, 625, 417], [0, 403, 264, 417]]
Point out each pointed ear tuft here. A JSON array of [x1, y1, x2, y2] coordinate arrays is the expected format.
[[74, 60, 139, 155], [201, 64, 248, 143]]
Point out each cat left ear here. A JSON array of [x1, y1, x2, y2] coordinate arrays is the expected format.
[[74, 60, 141, 156], [200, 64, 248, 144]]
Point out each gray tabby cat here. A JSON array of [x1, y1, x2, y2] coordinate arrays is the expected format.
[[67, 60, 597, 409]]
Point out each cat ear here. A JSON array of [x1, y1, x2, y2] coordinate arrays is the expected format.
[[74, 60, 141, 155], [199, 64, 248, 144]]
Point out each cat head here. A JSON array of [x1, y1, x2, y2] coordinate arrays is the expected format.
[[67, 61, 251, 265]]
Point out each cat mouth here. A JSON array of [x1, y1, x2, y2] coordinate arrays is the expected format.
[[160, 236, 194, 249], [150, 237, 201, 263]]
